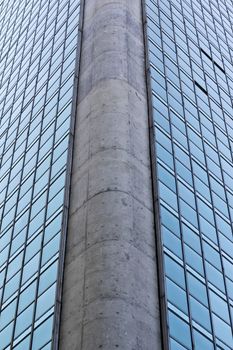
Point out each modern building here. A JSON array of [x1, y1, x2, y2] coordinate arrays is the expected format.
[[146, 0, 233, 349], [0, 0, 81, 348], [0, 0, 233, 349]]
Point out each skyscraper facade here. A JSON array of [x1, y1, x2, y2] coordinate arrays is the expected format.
[[146, 0, 233, 349], [0, 0, 233, 350], [0, 0, 81, 349]]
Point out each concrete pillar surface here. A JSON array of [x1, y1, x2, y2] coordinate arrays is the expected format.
[[59, 1, 161, 349]]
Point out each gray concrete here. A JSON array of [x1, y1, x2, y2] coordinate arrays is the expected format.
[[59, 0, 161, 349]]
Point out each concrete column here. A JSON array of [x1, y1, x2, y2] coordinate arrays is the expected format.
[[59, 1, 161, 349]]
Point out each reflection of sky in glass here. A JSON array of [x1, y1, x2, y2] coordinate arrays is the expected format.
[[146, 0, 233, 348], [0, 0, 80, 348]]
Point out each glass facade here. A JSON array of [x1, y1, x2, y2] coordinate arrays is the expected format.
[[0, 0, 80, 348], [145, 0, 233, 349]]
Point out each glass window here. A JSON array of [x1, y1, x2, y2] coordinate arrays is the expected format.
[[32, 316, 53, 349], [193, 330, 214, 350], [166, 277, 188, 314], [212, 314, 233, 347], [179, 199, 198, 228], [162, 226, 182, 258], [205, 261, 225, 292], [185, 244, 204, 275], [190, 296, 212, 331], [41, 233, 60, 266], [38, 260, 58, 295], [168, 311, 192, 349], [13, 335, 31, 350], [209, 291, 230, 323], [187, 272, 208, 306], [14, 304, 34, 337], [0, 299, 17, 331], [160, 206, 180, 237], [203, 242, 221, 270], [22, 253, 40, 284], [164, 254, 185, 289], [170, 338, 187, 350], [18, 281, 37, 313], [36, 283, 56, 321], [0, 321, 14, 349]]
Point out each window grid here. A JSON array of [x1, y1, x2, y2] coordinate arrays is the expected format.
[[0, 0, 80, 349], [146, 0, 233, 348]]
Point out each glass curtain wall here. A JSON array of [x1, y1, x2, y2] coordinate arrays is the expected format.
[[0, 0, 80, 348], [145, 0, 233, 349]]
